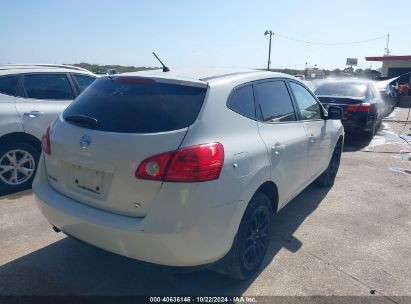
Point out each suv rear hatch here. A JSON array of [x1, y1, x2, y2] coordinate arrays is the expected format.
[[44, 76, 207, 217]]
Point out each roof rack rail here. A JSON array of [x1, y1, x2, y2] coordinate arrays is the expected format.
[[0, 64, 91, 73]]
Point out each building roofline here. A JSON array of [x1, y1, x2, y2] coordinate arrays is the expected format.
[[365, 55, 411, 61]]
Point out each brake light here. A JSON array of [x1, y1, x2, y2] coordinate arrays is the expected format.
[[135, 151, 174, 181], [135, 143, 224, 182], [346, 103, 371, 112], [41, 124, 52, 155], [166, 143, 224, 182], [114, 76, 155, 84]]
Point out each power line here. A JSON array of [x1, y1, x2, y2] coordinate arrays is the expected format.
[[273, 32, 387, 46]]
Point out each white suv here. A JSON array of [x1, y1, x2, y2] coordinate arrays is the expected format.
[[33, 69, 344, 279], [0, 64, 96, 192]]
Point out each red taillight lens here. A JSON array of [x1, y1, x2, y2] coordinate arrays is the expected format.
[[346, 103, 371, 112], [41, 124, 52, 155], [135, 151, 174, 180], [114, 76, 155, 84], [165, 143, 224, 182], [135, 143, 224, 182]]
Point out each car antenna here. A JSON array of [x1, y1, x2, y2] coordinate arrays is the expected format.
[[152, 52, 170, 72]]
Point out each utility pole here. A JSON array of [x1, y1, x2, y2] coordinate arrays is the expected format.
[[304, 62, 308, 78], [385, 34, 390, 56], [264, 30, 274, 70]]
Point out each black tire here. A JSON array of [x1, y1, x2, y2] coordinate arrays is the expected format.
[[366, 118, 378, 140], [216, 191, 272, 280], [315, 140, 343, 187], [0, 141, 40, 193]]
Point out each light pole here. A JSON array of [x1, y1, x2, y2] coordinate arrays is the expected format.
[[304, 62, 308, 78], [264, 30, 274, 71]]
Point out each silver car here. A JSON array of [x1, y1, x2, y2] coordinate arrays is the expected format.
[[0, 64, 96, 192], [34, 69, 344, 279]]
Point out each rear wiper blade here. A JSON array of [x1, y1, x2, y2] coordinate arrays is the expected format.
[[64, 114, 100, 126]]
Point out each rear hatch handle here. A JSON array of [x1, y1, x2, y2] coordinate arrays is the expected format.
[[272, 142, 286, 155], [308, 134, 318, 143]]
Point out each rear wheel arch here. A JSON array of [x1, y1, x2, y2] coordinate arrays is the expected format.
[[229, 180, 279, 247], [336, 135, 344, 148], [214, 184, 276, 279], [331, 134, 344, 155], [0, 132, 42, 153], [328, 135, 344, 163], [255, 181, 279, 215]]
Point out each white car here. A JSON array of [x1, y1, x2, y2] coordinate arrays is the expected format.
[[33, 69, 344, 279], [0, 64, 96, 192]]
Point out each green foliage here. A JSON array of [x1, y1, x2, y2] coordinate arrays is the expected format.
[[73, 63, 381, 79], [70, 62, 159, 74]]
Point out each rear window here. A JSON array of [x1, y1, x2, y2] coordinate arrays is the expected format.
[[315, 82, 367, 98], [63, 77, 207, 133]]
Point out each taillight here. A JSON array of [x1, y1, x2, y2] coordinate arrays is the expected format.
[[135, 151, 174, 181], [41, 124, 52, 155], [346, 103, 371, 112], [114, 76, 155, 84], [135, 143, 224, 182], [165, 143, 224, 182]]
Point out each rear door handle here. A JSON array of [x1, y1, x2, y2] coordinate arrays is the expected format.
[[24, 111, 44, 118], [309, 134, 318, 143], [272, 142, 285, 155]]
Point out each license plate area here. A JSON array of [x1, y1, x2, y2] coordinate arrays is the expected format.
[[73, 165, 104, 194], [325, 104, 348, 120]]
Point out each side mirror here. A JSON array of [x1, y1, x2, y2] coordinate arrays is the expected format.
[[327, 105, 343, 120]]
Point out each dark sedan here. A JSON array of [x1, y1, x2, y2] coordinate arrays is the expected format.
[[314, 80, 387, 138]]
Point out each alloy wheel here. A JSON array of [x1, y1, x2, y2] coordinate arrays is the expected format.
[[242, 206, 270, 270], [0, 149, 36, 186]]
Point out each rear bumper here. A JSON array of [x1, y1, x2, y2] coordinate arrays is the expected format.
[[341, 117, 374, 132], [321, 102, 376, 132], [33, 156, 246, 267]]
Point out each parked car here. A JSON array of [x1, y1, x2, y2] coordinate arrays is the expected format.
[[0, 64, 96, 192], [375, 79, 398, 113], [33, 69, 344, 280], [314, 80, 386, 138]]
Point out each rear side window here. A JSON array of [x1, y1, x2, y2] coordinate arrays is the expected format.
[[73, 74, 95, 92], [254, 80, 296, 122], [23, 74, 74, 100], [227, 85, 256, 119], [0, 75, 18, 96], [63, 77, 207, 133]]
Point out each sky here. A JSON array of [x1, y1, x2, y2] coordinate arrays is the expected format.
[[1, 0, 410, 70]]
